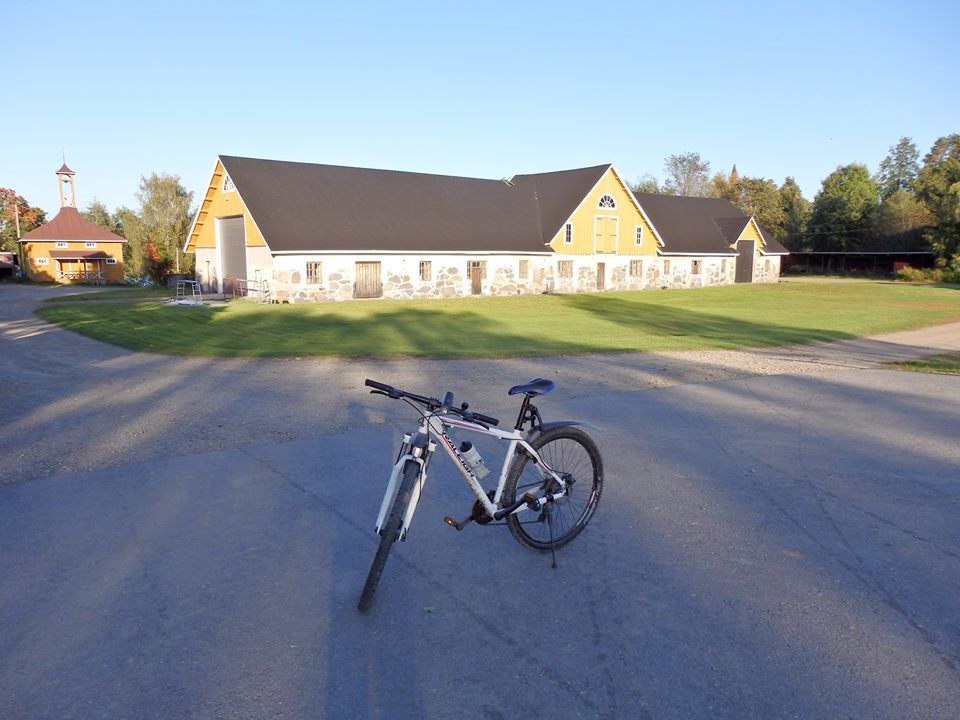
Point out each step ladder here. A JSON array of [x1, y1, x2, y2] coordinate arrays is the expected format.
[[176, 279, 203, 305]]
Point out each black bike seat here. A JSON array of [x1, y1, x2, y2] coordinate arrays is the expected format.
[[508, 378, 556, 396]]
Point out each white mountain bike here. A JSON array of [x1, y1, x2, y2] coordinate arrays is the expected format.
[[359, 377, 604, 612]]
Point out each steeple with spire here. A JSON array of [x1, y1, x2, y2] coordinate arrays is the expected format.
[[56, 155, 77, 208]]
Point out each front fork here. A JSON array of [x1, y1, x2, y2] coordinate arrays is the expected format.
[[374, 432, 436, 541]]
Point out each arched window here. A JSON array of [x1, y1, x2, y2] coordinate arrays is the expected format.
[[598, 194, 616, 209], [222, 175, 236, 193]]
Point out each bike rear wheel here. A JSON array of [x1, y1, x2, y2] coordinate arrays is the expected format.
[[503, 426, 603, 551], [358, 459, 420, 611]]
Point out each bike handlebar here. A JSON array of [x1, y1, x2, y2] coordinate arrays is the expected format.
[[365, 379, 500, 426]]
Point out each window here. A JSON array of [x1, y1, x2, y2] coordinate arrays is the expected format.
[[85, 242, 96, 249], [306, 261, 323, 284], [663, 259, 671, 274], [223, 174, 236, 193], [629, 259, 643, 277], [518, 259, 530, 278], [467, 260, 487, 279], [564, 223, 573, 244], [420, 260, 432, 281], [55, 241, 68, 248], [764, 259, 771, 273], [36, 257, 49, 265], [557, 260, 573, 278], [692, 260, 702, 275], [598, 194, 616, 209], [721, 259, 727, 274], [635, 226, 643, 246], [106, 258, 117, 265]]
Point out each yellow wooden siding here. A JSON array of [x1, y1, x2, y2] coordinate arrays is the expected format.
[[549, 168, 658, 256], [737, 219, 765, 255], [185, 160, 266, 252], [22, 241, 125, 283]]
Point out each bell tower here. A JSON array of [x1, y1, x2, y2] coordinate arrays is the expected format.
[[56, 161, 77, 207]]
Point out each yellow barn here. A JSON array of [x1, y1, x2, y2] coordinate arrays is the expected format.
[[183, 156, 787, 302]]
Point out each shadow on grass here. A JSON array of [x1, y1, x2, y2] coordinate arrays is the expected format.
[[36, 292, 870, 358]]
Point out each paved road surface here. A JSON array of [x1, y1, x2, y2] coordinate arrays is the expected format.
[[1, 284, 958, 719]]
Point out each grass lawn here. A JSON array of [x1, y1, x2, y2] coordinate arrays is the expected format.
[[36, 280, 960, 358], [889, 352, 960, 375], [42, 287, 174, 302]]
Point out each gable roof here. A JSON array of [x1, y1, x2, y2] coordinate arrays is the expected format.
[[754, 222, 790, 255], [19, 206, 125, 243], [214, 156, 608, 254]]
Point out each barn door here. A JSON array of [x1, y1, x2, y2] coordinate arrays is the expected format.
[[468, 260, 485, 295], [735, 241, 755, 283], [218, 216, 247, 294], [596, 262, 605, 290], [354, 261, 383, 298]]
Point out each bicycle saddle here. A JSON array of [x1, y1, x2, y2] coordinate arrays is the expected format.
[[508, 378, 556, 396]]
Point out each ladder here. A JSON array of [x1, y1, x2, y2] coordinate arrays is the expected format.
[[176, 279, 203, 305]]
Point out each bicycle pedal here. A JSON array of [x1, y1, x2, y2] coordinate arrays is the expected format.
[[443, 515, 473, 531]]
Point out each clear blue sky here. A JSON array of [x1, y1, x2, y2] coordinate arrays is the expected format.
[[3, 0, 958, 216]]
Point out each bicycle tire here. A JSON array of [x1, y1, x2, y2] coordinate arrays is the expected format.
[[503, 426, 603, 551], [358, 459, 420, 611]]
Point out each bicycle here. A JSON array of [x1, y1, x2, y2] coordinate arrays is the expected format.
[[358, 377, 604, 612]]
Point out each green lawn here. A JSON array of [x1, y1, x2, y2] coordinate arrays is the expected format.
[[889, 352, 960, 374], [42, 287, 174, 302], [36, 280, 960, 358]]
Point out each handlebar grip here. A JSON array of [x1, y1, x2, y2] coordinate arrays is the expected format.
[[365, 379, 393, 392]]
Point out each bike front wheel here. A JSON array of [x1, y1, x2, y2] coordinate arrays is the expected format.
[[503, 426, 603, 551], [358, 458, 420, 611]]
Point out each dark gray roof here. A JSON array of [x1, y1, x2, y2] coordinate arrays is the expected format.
[[220, 156, 609, 253], [632, 194, 789, 256]]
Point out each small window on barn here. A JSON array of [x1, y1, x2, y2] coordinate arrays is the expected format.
[[598, 194, 616, 209], [420, 260, 432, 281], [721, 259, 727, 274], [558, 260, 573, 278], [36, 257, 49, 265], [467, 260, 487, 279], [635, 226, 643, 246], [692, 260, 702, 275], [223, 174, 236, 193], [306, 261, 323, 284], [85, 242, 96, 249], [564, 223, 573, 244], [106, 258, 118, 265], [663, 259, 671, 274], [518, 259, 530, 278], [629, 259, 643, 277], [764, 259, 771, 273], [55, 241, 68, 248]]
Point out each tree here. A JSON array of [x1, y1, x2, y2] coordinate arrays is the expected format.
[[809, 164, 879, 251], [709, 165, 741, 203], [631, 174, 668, 194], [134, 174, 195, 279], [876, 137, 920, 199], [779, 177, 811, 250], [663, 152, 711, 197], [915, 134, 960, 266], [873, 190, 934, 250], [82, 199, 122, 236], [0, 189, 46, 253]]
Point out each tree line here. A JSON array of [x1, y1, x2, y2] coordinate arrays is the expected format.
[[632, 133, 960, 270]]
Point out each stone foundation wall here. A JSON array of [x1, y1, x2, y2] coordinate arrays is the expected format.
[[230, 251, 778, 302]]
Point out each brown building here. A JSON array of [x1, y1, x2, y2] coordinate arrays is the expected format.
[[19, 164, 125, 285]]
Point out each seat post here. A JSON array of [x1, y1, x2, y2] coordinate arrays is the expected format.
[[514, 395, 531, 431]]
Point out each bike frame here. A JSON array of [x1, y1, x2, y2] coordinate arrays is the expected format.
[[374, 411, 567, 540]]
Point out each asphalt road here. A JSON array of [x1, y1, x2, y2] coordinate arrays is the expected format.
[[1, 284, 958, 719]]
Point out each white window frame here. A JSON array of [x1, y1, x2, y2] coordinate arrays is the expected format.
[[85, 242, 97, 248], [419, 260, 432, 281], [692, 259, 702, 275], [564, 223, 573, 244], [557, 260, 573, 279], [106, 258, 118, 265], [55, 241, 68, 248], [36, 257, 50, 265], [222, 174, 236, 193], [597, 194, 616, 209], [306, 261, 323, 285], [663, 259, 671, 274], [518, 259, 530, 278], [629, 259, 643, 277], [635, 226, 643, 246]]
